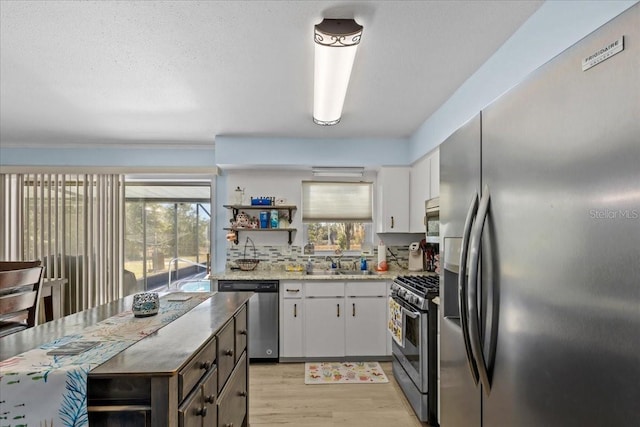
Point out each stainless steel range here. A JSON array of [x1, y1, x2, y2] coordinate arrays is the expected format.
[[390, 274, 439, 425]]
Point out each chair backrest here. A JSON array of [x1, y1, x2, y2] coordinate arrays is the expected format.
[[0, 266, 45, 332], [0, 260, 42, 272]]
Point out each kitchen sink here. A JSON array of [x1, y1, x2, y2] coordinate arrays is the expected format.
[[306, 269, 374, 276], [306, 269, 340, 275]]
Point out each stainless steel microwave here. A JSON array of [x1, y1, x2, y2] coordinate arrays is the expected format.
[[425, 197, 440, 243]]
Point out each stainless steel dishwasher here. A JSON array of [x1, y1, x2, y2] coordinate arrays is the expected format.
[[217, 279, 279, 361]]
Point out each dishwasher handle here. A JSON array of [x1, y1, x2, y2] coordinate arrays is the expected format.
[[218, 280, 279, 292]]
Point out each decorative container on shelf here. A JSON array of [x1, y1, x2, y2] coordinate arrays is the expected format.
[[251, 197, 273, 206]]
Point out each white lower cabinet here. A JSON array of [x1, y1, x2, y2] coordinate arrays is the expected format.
[[304, 281, 345, 358], [304, 297, 345, 357], [345, 282, 388, 357], [281, 280, 390, 359], [282, 299, 304, 357], [346, 297, 387, 356], [280, 281, 304, 358]]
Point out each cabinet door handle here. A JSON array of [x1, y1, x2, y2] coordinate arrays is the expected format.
[[286, 289, 300, 293], [239, 390, 248, 397], [224, 349, 234, 357], [197, 406, 207, 417], [225, 423, 234, 427], [239, 329, 247, 335], [337, 303, 340, 317], [391, 216, 395, 229], [352, 303, 356, 317], [204, 394, 215, 404], [199, 361, 211, 370], [294, 303, 297, 318]]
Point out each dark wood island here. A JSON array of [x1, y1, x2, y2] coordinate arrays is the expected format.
[[0, 291, 252, 427], [88, 292, 251, 426]]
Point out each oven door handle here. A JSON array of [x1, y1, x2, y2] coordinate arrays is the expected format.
[[402, 306, 420, 319], [401, 305, 419, 350], [468, 184, 491, 393], [459, 192, 480, 385]]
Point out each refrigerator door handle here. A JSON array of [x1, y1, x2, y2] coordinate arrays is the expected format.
[[467, 184, 492, 393], [458, 193, 480, 384]]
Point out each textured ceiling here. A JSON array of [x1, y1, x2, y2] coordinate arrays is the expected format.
[[0, 0, 543, 147]]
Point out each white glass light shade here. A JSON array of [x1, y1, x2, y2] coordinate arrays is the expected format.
[[313, 19, 363, 126]]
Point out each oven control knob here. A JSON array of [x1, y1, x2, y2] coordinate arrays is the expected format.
[[407, 294, 415, 304], [398, 289, 406, 297]]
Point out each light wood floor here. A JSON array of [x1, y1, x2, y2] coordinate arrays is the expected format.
[[249, 361, 425, 427]]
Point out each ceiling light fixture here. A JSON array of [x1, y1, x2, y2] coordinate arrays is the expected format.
[[313, 18, 363, 126], [312, 167, 365, 177]]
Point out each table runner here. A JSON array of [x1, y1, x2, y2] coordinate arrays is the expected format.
[[0, 292, 213, 427]]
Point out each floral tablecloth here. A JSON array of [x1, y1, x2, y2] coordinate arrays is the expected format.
[[0, 292, 212, 427]]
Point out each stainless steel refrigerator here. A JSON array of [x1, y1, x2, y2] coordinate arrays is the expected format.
[[439, 5, 640, 426]]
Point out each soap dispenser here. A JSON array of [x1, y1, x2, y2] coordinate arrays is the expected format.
[[360, 255, 367, 271]]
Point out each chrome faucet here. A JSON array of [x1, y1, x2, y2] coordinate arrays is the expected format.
[[325, 255, 341, 269]]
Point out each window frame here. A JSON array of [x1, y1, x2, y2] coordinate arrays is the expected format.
[[301, 180, 374, 256]]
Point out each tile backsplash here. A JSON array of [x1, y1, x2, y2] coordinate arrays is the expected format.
[[226, 245, 411, 271]]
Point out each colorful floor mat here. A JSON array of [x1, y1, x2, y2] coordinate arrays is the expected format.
[[304, 361, 389, 384]]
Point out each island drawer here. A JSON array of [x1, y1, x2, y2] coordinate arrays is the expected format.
[[217, 318, 236, 392], [179, 366, 217, 427], [179, 335, 217, 402], [235, 305, 247, 364], [217, 352, 248, 427]]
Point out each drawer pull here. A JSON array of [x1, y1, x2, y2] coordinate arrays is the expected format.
[[239, 390, 247, 397], [239, 329, 247, 335], [294, 303, 297, 318], [286, 288, 300, 293], [196, 406, 207, 417], [199, 361, 211, 370], [224, 423, 234, 427], [204, 394, 215, 404], [224, 349, 234, 357]]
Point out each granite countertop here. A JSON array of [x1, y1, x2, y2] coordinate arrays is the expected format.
[[209, 269, 438, 281]]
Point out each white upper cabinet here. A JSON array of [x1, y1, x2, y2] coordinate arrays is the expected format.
[[430, 149, 440, 198], [409, 148, 440, 233], [410, 154, 430, 233], [377, 167, 410, 233]]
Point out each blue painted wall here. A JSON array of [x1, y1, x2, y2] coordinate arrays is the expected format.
[[409, 0, 638, 162], [1, 1, 636, 168]]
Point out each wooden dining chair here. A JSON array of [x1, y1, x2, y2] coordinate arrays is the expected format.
[[0, 266, 45, 337]]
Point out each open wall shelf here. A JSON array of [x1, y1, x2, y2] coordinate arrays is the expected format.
[[223, 205, 297, 245]]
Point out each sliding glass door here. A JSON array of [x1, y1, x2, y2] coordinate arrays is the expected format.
[[124, 182, 211, 290]]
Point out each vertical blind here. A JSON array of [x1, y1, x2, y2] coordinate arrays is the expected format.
[[302, 181, 373, 222], [0, 173, 125, 314]]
